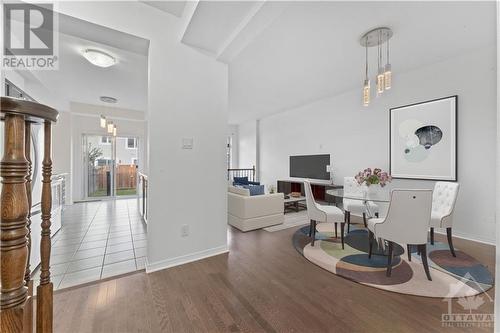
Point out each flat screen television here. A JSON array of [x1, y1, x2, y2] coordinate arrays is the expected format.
[[290, 154, 330, 180]]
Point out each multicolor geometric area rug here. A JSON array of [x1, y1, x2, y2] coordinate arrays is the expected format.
[[293, 223, 493, 298]]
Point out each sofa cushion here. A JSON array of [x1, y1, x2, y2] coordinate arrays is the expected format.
[[243, 185, 265, 196], [228, 185, 250, 196], [233, 176, 249, 185]]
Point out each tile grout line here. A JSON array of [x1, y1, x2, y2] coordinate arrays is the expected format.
[[57, 201, 102, 289], [127, 200, 138, 270], [99, 202, 114, 280]]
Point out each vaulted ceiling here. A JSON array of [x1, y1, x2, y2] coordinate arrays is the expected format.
[[11, 1, 496, 121], [179, 1, 496, 124]]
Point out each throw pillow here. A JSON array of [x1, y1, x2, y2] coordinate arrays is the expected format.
[[243, 184, 265, 196], [233, 176, 249, 185]]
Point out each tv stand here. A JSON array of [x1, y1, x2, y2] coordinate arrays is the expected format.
[[277, 179, 342, 203]]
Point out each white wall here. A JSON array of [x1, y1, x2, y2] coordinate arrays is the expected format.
[[58, 2, 228, 271], [228, 125, 239, 168], [238, 120, 257, 169], [52, 111, 73, 204], [495, 3, 499, 329], [244, 46, 496, 244]]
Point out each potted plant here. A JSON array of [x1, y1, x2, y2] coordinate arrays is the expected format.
[[354, 168, 392, 195]]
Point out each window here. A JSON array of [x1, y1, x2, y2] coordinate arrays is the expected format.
[[126, 138, 137, 149], [226, 136, 232, 169], [100, 136, 111, 144], [97, 158, 111, 166], [5, 79, 35, 101]]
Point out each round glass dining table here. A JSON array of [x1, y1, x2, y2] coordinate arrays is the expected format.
[[326, 188, 401, 255], [325, 188, 390, 218]]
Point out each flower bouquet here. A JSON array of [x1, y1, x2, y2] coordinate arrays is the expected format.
[[355, 168, 392, 188]]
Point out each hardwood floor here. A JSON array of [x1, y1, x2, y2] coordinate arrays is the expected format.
[[53, 220, 495, 332]]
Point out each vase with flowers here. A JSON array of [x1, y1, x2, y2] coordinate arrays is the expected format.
[[354, 168, 392, 196]]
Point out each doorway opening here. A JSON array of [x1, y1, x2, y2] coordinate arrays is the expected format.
[[84, 134, 139, 199]]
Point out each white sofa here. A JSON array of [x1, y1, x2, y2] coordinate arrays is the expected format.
[[227, 186, 284, 232]]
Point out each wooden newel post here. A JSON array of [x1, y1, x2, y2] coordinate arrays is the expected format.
[[36, 121, 53, 333], [1, 97, 58, 333], [0, 114, 30, 332]]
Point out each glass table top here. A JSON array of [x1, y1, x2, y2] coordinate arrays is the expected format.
[[326, 188, 390, 203]]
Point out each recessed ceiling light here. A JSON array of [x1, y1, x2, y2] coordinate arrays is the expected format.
[[100, 96, 118, 103], [83, 49, 116, 68]]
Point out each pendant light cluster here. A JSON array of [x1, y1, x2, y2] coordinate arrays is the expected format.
[[100, 115, 117, 136], [360, 27, 393, 106]]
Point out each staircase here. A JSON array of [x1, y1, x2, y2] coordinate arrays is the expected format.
[[1, 97, 58, 333]]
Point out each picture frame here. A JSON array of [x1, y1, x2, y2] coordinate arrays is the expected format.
[[389, 95, 457, 181]]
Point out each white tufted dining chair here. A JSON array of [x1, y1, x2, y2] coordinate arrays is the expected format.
[[343, 177, 379, 232], [367, 189, 433, 280], [429, 182, 460, 257], [304, 181, 345, 248]]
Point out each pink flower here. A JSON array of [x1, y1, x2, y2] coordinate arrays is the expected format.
[[354, 168, 392, 187]]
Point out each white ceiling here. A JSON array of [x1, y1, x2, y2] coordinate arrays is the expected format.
[[179, 1, 496, 124], [13, 1, 495, 120], [182, 1, 259, 54], [18, 12, 149, 112], [140, 1, 186, 17]]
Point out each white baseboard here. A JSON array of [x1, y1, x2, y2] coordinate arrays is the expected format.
[[145, 245, 229, 273], [434, 229, 495, 246]]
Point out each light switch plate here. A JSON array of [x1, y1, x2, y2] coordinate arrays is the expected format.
[[182, 138, 193, 149]]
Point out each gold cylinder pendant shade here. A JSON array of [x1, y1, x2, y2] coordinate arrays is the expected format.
[[360, 27, 393, 106]]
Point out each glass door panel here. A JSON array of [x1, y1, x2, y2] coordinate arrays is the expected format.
[[115, 137, 138, 196], [84, 135, 114, 198]]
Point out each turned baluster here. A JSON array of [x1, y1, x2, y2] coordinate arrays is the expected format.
[[0, 114, 30, 332], [36, 120, 53, 333], [24, 121, 34, 332]]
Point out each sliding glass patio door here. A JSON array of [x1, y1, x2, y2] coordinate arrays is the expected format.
[[83, 134, 139, 199]]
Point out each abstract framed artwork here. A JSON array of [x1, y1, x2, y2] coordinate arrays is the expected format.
[[390, 96, 457, 181]]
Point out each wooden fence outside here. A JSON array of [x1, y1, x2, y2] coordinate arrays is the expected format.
[[89, 165, 137, 192]]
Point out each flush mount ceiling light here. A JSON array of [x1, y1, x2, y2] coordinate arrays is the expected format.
[[82, 49, 116, 68], [100, 96, 117, 104], [359, 27, 393, 106]]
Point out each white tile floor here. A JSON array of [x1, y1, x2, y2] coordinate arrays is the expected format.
[[31, 198, 147, 290]]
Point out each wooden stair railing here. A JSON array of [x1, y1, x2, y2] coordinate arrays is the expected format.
[[1, 97, 58, 333]]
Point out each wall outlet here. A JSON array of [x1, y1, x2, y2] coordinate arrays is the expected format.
[[181, 224, 189, 237]]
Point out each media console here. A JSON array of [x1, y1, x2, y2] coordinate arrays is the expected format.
[[277, 179, 342, 204]]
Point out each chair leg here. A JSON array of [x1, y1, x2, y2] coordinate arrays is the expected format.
[[308, 220, 313, 237], [368, 230, 374, 259], [346, 211, 350, 234], [362, 213, 367, 228], [406, 244, 412, 262], [430, 227, 434, 245], [446, 227, 456, 257], [334, 222, 338, 238], [340, 223, 345, 250], [311, 220, 317, 246], [386, 241, 394, 277], [419, 244, 432, 281]]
